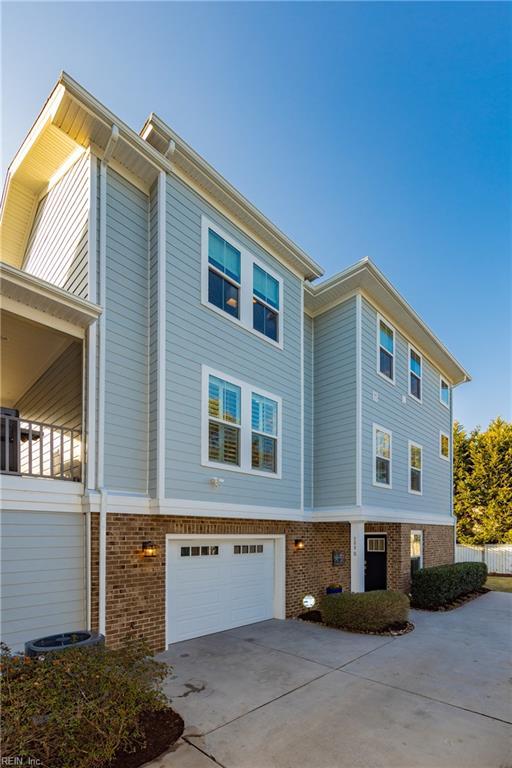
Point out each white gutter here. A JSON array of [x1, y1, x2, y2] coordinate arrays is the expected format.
[[98, 489, 107, 635], [97, 124, 118, 637], [156, 171, 167, 501]]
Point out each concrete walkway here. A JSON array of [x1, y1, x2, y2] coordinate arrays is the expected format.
[[150, 592, 512, 768]]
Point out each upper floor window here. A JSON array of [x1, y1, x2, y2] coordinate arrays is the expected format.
[[207, 229, 241, 319], [409, 441, 423, 495], [440, 377, 450, 408], [377, 316, 395, 382], [253, 265, 280, 342], [202, 366, 282, 477], [373, 424, 392, 487], [409, 346, 422, 402], [202, 217, 283, 348], [440, 431, 450, 461]]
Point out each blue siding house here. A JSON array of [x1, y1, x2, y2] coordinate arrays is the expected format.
[[0, 74, 469, 651]]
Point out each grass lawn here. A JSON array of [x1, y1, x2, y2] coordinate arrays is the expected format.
[[486, 576, 512, 593]]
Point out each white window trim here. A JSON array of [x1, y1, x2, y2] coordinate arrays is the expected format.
[[410, 529, 423, 568], [439, 375, 450, 408], [439, 430, 450, 461], [372, 423, 392, 489], [201, 216, 284, 349], [201, 365, 283, 479], [376, 313, 396, 385], [408, 440, 423, 496], [408, 343, 423, 404]]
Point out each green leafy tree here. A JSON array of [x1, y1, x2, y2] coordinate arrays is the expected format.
[[453, 417, 512, 545]]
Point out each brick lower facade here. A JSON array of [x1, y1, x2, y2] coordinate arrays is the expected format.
[[91, 514, 351, 651], [91, 514, 454, 652], [365, 522, 454, 592]]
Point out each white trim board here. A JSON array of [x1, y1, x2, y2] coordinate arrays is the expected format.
[[310, 504, 455, 527], [164, 532, 286, 647], [78, 490, 455, 526]]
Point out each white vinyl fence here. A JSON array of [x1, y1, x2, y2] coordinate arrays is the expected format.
[[456, 544, 512, 575]]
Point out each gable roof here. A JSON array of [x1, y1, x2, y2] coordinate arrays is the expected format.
[[305, 258, 470, 386], [0, 73, 323, 281]]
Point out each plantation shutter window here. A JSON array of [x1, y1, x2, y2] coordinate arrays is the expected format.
[[251, 393, 278, 472], [208, 376, 241, 466]]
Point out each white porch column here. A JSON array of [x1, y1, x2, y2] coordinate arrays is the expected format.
[[350, 521, 366, 593]]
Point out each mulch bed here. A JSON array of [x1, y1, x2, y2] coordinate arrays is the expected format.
[[412, 587, 490, 612], [297, 611, 414, 636], [107, 708, 184, 768]]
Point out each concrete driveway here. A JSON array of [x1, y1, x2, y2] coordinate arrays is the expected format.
[[150, 592, 511, 768]]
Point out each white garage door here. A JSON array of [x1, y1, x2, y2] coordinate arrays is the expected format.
[[167, 539, 275, 644]]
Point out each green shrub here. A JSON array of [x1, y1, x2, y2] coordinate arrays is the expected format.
[[0, 639, 170, 768], [411, 561, 488, 609], [320, 590, 409, 632]]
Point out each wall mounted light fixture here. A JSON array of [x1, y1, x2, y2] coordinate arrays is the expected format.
[[142, 540, 157, 557], [294, 538, 305, 551]]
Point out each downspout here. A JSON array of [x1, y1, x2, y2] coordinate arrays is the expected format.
[[97, 125, 119, 637]]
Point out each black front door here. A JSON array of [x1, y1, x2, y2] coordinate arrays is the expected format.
[[365, 535, 387, 591]]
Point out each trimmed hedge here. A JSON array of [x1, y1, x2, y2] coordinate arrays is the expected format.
[[320, 590, 409, 632], [411, 561, 488, 609]]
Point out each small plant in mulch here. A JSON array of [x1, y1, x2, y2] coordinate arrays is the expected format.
[[0, 638, 183, 768], [410, 561, 489, 610]]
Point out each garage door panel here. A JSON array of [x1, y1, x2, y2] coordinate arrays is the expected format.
[[167, 539, 276, 644]]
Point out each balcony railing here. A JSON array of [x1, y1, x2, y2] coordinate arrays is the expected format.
[[0, 415, 82, 482]]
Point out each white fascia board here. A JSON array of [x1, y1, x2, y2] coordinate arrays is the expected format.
[[305, 259, 470, 385]]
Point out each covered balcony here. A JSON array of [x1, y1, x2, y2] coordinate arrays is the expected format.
[[0, 263, 101, 483]]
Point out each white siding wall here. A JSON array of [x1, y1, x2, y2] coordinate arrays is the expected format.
[[1, 509, 86, 653], [23, 153, 89, 298]]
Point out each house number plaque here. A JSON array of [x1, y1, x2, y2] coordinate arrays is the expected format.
[[332, 550, 344, 566]]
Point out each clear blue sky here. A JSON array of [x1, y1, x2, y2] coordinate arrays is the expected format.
[[2, 2, 511, 430]]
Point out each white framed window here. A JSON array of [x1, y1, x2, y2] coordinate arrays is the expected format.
[[202, 365, 282, 478], [408, 441, 423, 495], [440, 376, 450, 408], [408, 344, 422, 402], [440, 431, 450, 461], [410, 530, 423, 576], [201, 216, 284, 348], [377, 314, 395, 383], [373, 424, 392, 488]]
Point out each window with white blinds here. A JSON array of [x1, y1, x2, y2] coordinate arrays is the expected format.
[[202, 366, 282, 477]]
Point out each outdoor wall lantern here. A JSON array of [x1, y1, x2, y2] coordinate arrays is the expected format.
[[294, 538, 305, 551], [142, 540, 157, 557]]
